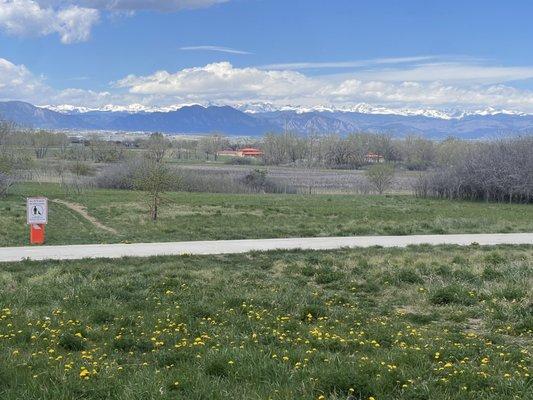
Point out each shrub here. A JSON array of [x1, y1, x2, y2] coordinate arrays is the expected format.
[[69, 161, 95, 176], [0, 172, 14, 197], [95, 160, 139, 190], [241, 169, 294, 193], [97, 159, 180, 191], [178, 168, 295, 194], [177, 169, 252, 193], [414, 137, 533, 203], [315, 267, 344, 284], [430, 284, 476, 306], [242, 169, 268, 190], [365, 163, 395, 194], [396, 268, 424, 284]]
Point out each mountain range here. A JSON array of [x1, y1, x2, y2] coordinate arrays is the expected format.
[[1, 101, 532, 139]]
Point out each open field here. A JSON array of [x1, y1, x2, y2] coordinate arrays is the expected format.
[[174, 164, 418, 194], [22, 160, 417, 195], [1, 183, 533, 247], [0, 245, 531, 399]]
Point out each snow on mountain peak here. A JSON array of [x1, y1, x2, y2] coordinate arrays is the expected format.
[[39, 103, 206, 114], [39, 102, 530, 119]]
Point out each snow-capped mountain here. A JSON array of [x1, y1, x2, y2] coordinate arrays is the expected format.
[[42, 101, 531, 120], [234, 102, 529, 120], [41, 103, 206, 114], [1, 100, 532, 138]]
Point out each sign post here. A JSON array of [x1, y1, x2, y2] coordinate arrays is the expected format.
[[27, 197, 48, 245]]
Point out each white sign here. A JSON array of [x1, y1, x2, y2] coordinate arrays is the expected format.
[[27, 197, 48, 225]]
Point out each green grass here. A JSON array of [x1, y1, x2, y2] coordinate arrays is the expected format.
[[0, 245, 531, 399], [1, 182, 532, 247]]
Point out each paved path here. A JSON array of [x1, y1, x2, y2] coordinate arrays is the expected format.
[[1, 233, 531, 263]]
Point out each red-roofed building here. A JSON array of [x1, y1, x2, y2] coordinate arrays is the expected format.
[[217, 147, 263, 158], [364, 152, 385, 163], [239, 148, 263, 157]]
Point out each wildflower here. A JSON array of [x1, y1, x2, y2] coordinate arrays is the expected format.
[[79, 369, 90, 379]]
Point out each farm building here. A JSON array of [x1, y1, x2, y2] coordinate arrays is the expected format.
[[364, 152, 385, 163], [217, 147, 263, 158], [240, 148, 263, 157]]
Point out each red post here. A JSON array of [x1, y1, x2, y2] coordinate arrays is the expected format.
[[30, 224, 46, 245]]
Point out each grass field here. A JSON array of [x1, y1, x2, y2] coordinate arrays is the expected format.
[[1, 182, 533, 247], [0, 245, 531, 399]]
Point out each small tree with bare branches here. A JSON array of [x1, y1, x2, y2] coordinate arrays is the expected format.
[[365, 163, 395, 195], [135, 133, 177, 221]]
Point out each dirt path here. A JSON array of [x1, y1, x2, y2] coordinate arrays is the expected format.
[[52, 199, 118, 234]]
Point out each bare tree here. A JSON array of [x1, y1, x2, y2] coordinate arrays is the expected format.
[[135, 158, 176, 221], [400, 135, 436, 170], [0, 172, 14, 197], [174, 138, 199, 160], [146, 132, 171, 162], [262, 132, 309, 166], [198, 134, 229, 161], [88, 139, 125, 163], [365, 163, 395, 194], [415, 137, 532, 203], [30, 130, 67, 159], [134, 133, 176, 221]]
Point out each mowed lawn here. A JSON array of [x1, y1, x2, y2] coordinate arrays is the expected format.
[[0, 245, 531, 399], [1, 182, 533, 247]]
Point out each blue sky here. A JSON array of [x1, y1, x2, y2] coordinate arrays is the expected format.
[[1, 0, 533, 111]]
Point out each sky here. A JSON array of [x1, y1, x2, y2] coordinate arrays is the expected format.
[[1, 0, 533, 112]]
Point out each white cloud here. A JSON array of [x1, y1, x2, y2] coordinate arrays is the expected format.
[[0, 0, 52, 36], [0, 57, 51, 100], [351, 62, 533, 85], [0, 57, 114, 106], [115, 62, 321, 100], [261, 56, 439, 70], [55, 6, 99, 43], [0, 0, 227, 44], [262, 56, 533, 86], [329, 79, 533, 109], [180, 46, 251, 55], [114, 61, 533, 112], [3, 57, 533, 113], [0, 0, 99, 43]]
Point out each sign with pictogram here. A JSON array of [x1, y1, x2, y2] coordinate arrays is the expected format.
[[27, 197, 48, 225]]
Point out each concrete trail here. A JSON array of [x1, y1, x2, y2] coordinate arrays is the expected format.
[[1, 233, 532, 263]]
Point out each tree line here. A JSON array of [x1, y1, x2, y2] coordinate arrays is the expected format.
[[1, 119, 531, 203], [415, 137, 532, 203]]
